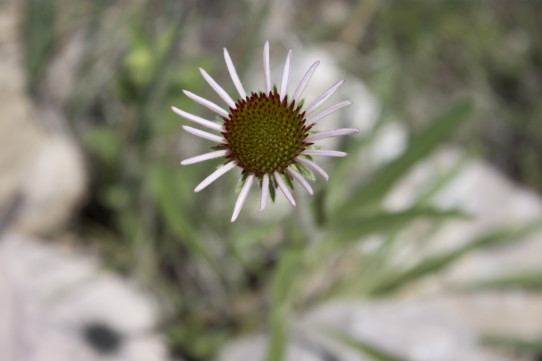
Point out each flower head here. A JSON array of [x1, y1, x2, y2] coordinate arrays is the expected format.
[[172, 41, 358, 222]]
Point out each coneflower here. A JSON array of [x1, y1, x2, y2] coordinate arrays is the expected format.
[[173, 41, 358, 221]]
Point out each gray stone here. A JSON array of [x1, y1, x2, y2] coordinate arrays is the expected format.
[[218, 299, 524, 361], [0, 234, 171, 361], [0, 0, 86, 236]]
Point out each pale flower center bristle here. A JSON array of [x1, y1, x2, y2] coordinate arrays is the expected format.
[[223, 90, 311, 176]]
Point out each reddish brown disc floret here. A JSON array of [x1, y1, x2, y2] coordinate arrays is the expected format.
[[221, 90, 313, 177]]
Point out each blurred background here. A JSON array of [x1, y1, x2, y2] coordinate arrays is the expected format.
[[1, 0, 542, 360]]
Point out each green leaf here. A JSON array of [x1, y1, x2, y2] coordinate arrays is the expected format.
[[232, 223, 279, 251], [148, 162, 210, 262], [23, 0, 56, 88], [266, 248, 303, 361], [329, 207, 467, 245], [293, 162, 316, 182], [269, 176, 277, 202], [462, 269, 542, 291], [368, 222, 542, 295], [338, 101, 472, 216], [235, 173, 249, 193], [415, 152, 471, 206], [283, 172, 294, 190], [331, 331, 409, 361], [166, 322, 229, 360], [85, 126, 120, 164], [482, 334, 542, 355]]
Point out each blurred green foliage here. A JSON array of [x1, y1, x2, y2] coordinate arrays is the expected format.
[[21, 0, 542, 360], [363, 0, 542, 192]]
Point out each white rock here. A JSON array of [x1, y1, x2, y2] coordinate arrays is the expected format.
[[0, 234, 171, 361], [0, 0, 86, 236], [14, 132, 87, 235], [218, 300, 521, 361], [382, 146, 542, 285]]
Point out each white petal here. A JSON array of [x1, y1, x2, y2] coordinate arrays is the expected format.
[[194, 162, 236, 192], [231, 174, 254, 222], [260, 174, 269, 211], [274, 172, 296, 207], [304, 80, 345, 115], [280, 49, 292, 100], [302, 149, 347, 157], [223, 47, 246, 99], [306, 128, 359, 141], [183, 90, 229, 118], [293, 61, 319, 102], [182, 125, 225, 143], [263, 41, 271, 93], [180, 150, 228, 165], [307, 100, 352, 125], [296, 156, 329, 181], [199, 68, 236, 108], [287, 167, 313, 195], [171, 106, 224, 132]]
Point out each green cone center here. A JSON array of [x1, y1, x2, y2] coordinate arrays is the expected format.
[[223, 91, 310, 176]]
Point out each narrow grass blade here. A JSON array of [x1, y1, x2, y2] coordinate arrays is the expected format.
[[483, 334, 542, 355], [148, 163, 211, 263], [462, 269, 542, 291], [330, 207, 466, 245], [369, 222, 542, 295], [338, 101, 472, 216], [266, 248, 303, 361]]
